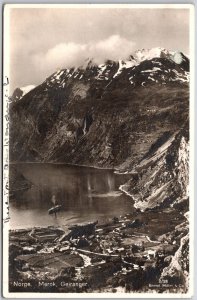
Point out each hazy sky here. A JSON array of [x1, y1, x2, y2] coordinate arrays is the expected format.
[[6, 6, 190, 92]]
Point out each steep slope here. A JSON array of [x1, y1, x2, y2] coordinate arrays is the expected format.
[[160, 220, 189, 292], [119, 123, 189, 292], [120, 122, 189, 211], [9, 48, 189, 168]]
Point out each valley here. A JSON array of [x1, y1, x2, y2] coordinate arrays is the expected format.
[[9, 48, 190, 294]]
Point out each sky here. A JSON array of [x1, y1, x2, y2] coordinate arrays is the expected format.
[[6, 6, 190, 92]]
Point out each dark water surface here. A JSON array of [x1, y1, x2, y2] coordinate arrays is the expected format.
[[9, 163, 133, 229]]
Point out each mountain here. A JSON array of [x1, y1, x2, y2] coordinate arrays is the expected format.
[[9, 48, 189, 168], [9, 48, 190, 291], [11, 85, 35, 102], [118, 119, 189, 289], [120, 121, 189, 211]]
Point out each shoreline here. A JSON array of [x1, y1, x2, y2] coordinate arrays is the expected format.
[[9, 161, 117, 171], [8, 158, 189, 293], [9, 204, 187, 293]]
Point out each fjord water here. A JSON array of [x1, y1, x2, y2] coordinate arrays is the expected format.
[[9, 163, 133, 229]]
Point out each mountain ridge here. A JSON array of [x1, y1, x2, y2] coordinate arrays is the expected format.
[[10, 48, 189, 170], [9, 47, 190, 291], [11, 47, 189, 100]]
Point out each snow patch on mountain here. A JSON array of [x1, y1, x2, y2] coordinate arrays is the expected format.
[[21, 85, 35, 96], [134, 47, 173, 63], [171, 52, 184, 64], [113, 60, 135, 78], [141, 67, 161, 73], [42, 47, 189, 92], [96, 64, 107, 80]]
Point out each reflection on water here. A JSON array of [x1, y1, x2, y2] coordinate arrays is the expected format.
[[10, 164, 133, 229]]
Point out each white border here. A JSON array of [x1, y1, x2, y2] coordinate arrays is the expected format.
[[3, 3, 10, 299], [2, 3, 195, 299], [188, 3, 195, 299], [1, 3, 194, 9]]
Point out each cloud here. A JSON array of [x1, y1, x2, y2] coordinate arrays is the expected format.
[[89, 35, 136, 63], [9, 8, 189, 91], [33, 35, 136, 76]]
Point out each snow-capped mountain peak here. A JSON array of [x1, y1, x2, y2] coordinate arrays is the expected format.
[[133, 47, 172, 62], [19, 48, 189, 97]]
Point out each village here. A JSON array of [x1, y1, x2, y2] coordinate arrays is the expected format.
[[9, 206, 186, 293]]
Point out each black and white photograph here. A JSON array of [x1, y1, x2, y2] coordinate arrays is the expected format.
[[2, 4, 194, 297]]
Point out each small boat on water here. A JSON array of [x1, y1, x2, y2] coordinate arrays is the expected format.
[[48, 205, 62, 215]]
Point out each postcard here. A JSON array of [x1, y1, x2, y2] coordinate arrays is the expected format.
[[2, 4, 194, 298]]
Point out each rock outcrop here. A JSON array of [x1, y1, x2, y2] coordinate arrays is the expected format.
[[120, 123, 189, 292], [120, 122, 189, 211]]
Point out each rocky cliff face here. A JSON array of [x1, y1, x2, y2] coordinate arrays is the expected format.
[[120, 123, 189, 292], [161, 224, 189, 292], [120, 123, 189, 211], [9, 48, 189, 169]]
